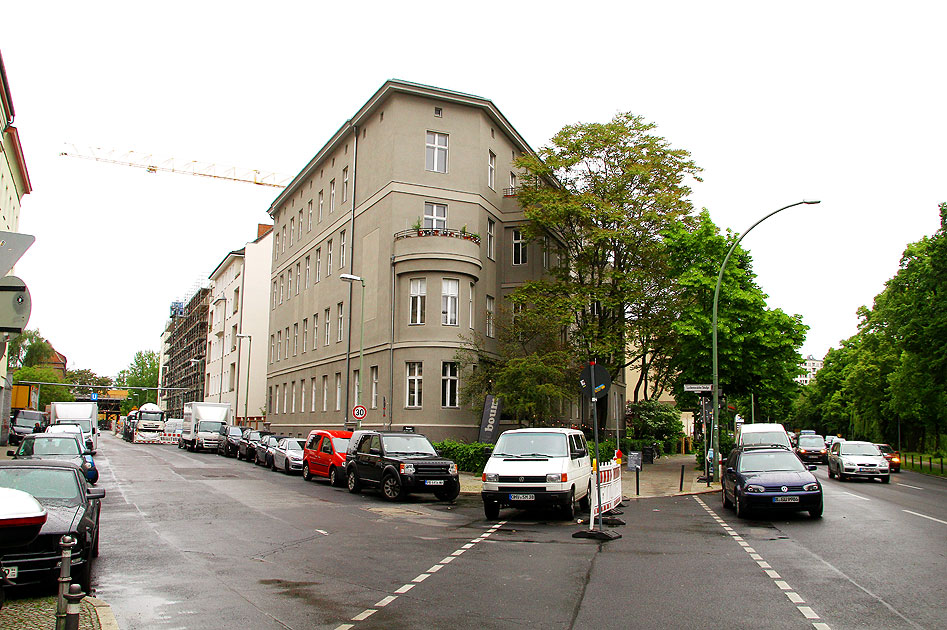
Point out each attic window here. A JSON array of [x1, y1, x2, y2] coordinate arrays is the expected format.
[[491, 128, 495, 139], [434, 107, 443, 118]]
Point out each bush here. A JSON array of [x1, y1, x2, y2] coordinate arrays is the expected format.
[[433, 440, 493, 473]]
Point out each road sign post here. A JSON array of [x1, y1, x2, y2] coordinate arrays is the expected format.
[[352, 405, 367, 423]]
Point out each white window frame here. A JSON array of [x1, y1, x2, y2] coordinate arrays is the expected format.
[[289, 218, 294, 246], [287, 268, 293, 300], [327, 239, 333, 276], [488, 151, 496, 190], [315, 249, 321, 283], [442, 278, 459, 326], [354, 368, 361, 405], [340, 230, 346, 268], [486, 295, 495, 338], [342, 167, 349, 203], [318, 190, 324, 222], [295, 262, 301, 294], [307, 200, 313, 231], [324, 308, 331, 346], [335, 373, 342, 411], [337, 302, 344, 342], [293, 323, 298, 356], [302, 318, 308, 352], [371, 366, 379, 409], [487, 219, 495, 260], [409, 278, 426, 325], [322, 375, 328, 412], [330, 179, 336, 212], [406, 362, 423, 408], [425, 131, 448, 173], [291, 381, 296, 413], [311, 378, 317, 412], [513, 228, 528, 265], [305, 256, 311, 288], [312, 313, 319, 350], [424, 202, 447, 230], [276, 330, 282, 361], [469, 282, 475, 330]]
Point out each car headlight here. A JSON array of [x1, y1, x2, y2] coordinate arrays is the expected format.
[[400, 463, 415, 474], [745, 485, 765, 493], [448, 463, 458, 475], [483, 472, 498, 482], [803, 482, 819, 491], [546, 473, 568, 482]]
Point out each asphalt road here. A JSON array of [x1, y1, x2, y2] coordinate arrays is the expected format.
[[88, 433, 947, 630]]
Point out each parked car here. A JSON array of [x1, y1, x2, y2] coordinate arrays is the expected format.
[[8, 410, 47, 445], [255, 434, 286, 468], [237, 429, 271, 461], [272, 438, 305, 474], [0, 460, 105, 591], [828, 440, 890, 483], [302, 429, 352, 486], [217, 426, 245, 457], [722, 445, 823, 518], [8, 434, 98, 484], [45, 423, 88, 451], [875, 443, 901, 473], [794, 434, 828, 465], [736, 423, 792, 449], [480, 427, 593, 520], [345, 430, 460, 502]]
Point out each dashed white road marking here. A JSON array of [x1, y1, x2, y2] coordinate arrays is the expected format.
[[903, 510, 947, 526], [351, 610, 376, 621], [411, 573, 430, 583], [695, 497, 830, 629], [841, 492, 870, 501], [374, 596, 397, 607], [896, 483, 923, 490], [394, 584, 415, 594]]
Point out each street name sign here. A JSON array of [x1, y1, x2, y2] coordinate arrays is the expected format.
[[684, 383, 713, 393]]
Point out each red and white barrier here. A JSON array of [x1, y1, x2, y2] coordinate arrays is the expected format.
[[133, 430, 180, 445], [589, 459, 622, 526]]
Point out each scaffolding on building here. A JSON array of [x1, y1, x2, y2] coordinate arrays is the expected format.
[[160, 284, 211, 418]]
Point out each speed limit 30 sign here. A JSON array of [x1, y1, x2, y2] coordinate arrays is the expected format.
[[352, 405, 367, 420]]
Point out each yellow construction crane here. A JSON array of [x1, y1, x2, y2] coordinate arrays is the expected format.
[[60, 144, 290, 188]]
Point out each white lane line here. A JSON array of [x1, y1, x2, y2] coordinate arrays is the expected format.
[[462, 543, 475, 549], [903, 509, 947, 525], [775, 581, 792, 590], [374, 596, 397, 607], [440, 556, 456, 564], [757, 561, 772, 569], [841, 492, 870, 501], [765, 569, 782, 579], [798, 606, 819, 619], [334, 625, 354, 630], [394, 584, 415, 594], [352, 610, 376, 621], [451, 549, 466, 556], [427, 564, 444, 573], [786, 592, 804, 604], [412, 573, 430, 583], [813, 623, 831, 630], [897, 483, 923, 490]]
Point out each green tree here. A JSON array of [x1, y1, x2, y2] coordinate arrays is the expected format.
[[513, 111, 702, 410], [664, 210, 807, 420], [67, 368, 113, 398], [12, 366, 74, 409], [115, 350, 160, 414], [625, 400, 684, 445], [7, 328, 54, 370]]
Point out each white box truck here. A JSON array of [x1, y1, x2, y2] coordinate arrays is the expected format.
[[180, 402, 231, 452], [49, 401, 99, 452]]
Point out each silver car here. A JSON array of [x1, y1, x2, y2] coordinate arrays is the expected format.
[[272, 438, 305, 474], [828, 440, 890, 483]]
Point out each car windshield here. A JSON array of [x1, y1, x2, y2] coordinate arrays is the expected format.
[[493, 432, 569, 457], [331, 437, 349, 452], [840, 443, 881, 456], [738, 451, 806, 473], [285, 439, 304, 451], [19, 437, 81, 456], [227, 427, 243, 437], [382, 435, 438, 456], [876, 444, 894, 454], [0, 468, 82, 506], [741, 431, 790, 447], [14, 415, 41, 428], [139, 411, 164, 423], [47, 425, 82, 435], [797, 436, 825, 448], [246, 431, 261, 441], [198, 421, 226, 433]]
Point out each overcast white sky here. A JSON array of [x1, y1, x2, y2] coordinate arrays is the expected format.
[[4, 2, 945, 378]]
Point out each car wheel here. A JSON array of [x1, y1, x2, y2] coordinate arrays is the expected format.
[[722, 486, 733, 509], [76, 555, 92, 592], [809, 499, 823, 518], [347, 468, 361, 494], [578, 483, 591, 512], [484, 500, 500, 520], [382, 473, 405, 501], [735, 492, 746, 518], [561, 488, 576, 521], [881, 475, 890, 484], [827, 465, 835, 479], [434, 480, 460, 502], [269, 457, 277, 471], [284, 460, 291, 474], [178, 439, 184, 449], [838, 470, 846, 481], [92, 519, 100, 558], [303, 463, 313, 481], [329, 466, 341, 487]]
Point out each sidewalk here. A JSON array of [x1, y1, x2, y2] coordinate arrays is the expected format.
[[458, 452, 721, 498]]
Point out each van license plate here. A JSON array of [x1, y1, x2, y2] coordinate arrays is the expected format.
[[425, 480, 445, 486], [773, 496, 798, 503], [510, 494, 535, 501], [2, 566, 17, 579]]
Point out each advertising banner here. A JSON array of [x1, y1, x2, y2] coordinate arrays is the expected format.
[[477, 395, 502, 444]]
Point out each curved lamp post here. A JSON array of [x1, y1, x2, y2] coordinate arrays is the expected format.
[[236, 334, 252, 423], [712, 200, 821, 481], [340, 273, 365, 429]]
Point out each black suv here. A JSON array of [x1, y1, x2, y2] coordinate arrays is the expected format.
[[345, 430, 459, 502], [217, 425, 245, 457], [237, 429, 271, 461]]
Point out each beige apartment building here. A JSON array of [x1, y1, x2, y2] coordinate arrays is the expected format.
[[265, 80, 579, 442], [203, 225, 272, 422]]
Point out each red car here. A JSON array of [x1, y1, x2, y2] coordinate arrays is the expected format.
[[302, 429, 352, 486], [875, 443, 901, 472]]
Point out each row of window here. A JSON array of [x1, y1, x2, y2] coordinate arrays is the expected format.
[[267, 361, 459, 414], [274, 166, 349, 261], [272, 229, 346, 308], [426, 131, 519, 194], [408, 278, 495, 336], [270, 302, 345, 363]]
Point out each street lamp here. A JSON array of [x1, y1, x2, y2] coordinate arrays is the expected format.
[[340, 273, 365, 429], [236, 334, 252, 423], [711, 200, 821, 482]]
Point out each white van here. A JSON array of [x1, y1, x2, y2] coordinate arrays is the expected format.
[[736, 423, 792, 449], [481, 428, 592, 520]]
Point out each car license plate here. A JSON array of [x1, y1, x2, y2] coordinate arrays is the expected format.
[[510, 493, 535, 501], [773, 496, 799, 503], [424, 480, 445, 486], [858, 467, 875, 473], [2, 566, 17, 579]]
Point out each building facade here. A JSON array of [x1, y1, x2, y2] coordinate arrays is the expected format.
[[795, 354, 823, 386], [203, 225, 272, 423], [265, 80, 590, 442], [159, 285, 210, 417]]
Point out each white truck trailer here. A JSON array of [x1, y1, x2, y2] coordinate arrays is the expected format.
[[180, 402, 231, 452], [49, 401, 99, 452]]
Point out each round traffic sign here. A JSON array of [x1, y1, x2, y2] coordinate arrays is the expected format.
[[352, 405, 367, 420]]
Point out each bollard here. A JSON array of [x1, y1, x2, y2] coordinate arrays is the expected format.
[[680, 465, 685, 492], [56, 535, 76, 630], [64, 583, 85, 630], [635, 468, 640, 496]]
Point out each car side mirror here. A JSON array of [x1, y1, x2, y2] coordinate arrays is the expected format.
[[808, 465, 817, 471], [87, 487, 106, 500], [370, 448, 381, 455], [726, 467, 734, 473]]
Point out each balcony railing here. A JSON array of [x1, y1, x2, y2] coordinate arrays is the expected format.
[[503, 187, 519, 197], [394, 227, 481, 245]]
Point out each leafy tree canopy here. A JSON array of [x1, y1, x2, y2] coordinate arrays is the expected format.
[[115, 350, 160, 414], [13, 366, 74, 409]]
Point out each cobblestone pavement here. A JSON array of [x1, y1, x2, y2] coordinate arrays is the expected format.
[[0, 595, 102, 630]]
